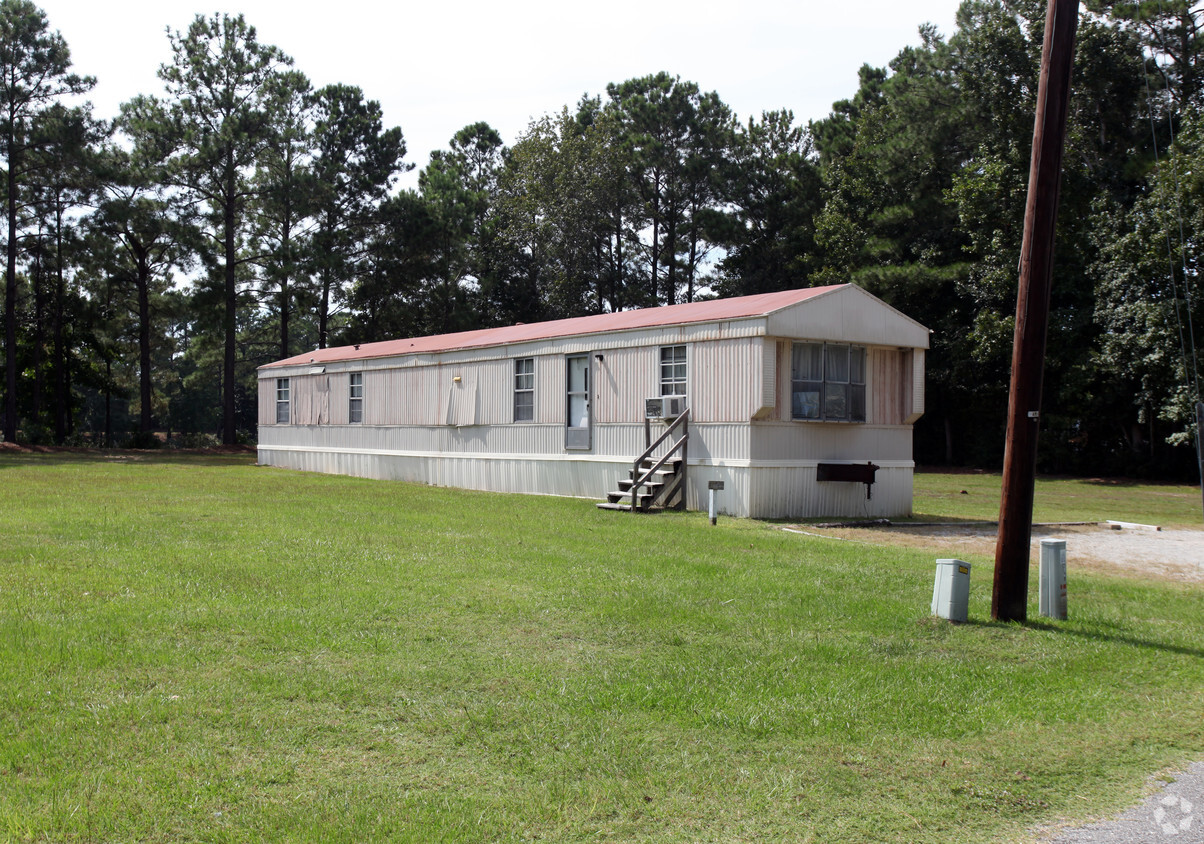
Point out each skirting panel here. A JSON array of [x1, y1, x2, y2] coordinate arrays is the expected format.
[[747, 465, 914, 519], [259, 445, 914, 520], [259, 447, 627, 502]]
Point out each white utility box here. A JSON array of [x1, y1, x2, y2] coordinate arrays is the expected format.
[[1039, 539, 1067, 620], [931, 559, 971, 622]]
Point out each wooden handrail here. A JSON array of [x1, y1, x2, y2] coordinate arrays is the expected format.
[[630, 409, 689, 510]]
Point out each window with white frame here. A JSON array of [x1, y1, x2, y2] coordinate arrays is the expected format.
[[514, 358, 534, 422], [348, 372, 363, 423], [660, 345, 687, 396], [791, 342, 866, 422], [275, 377, 290, 424]]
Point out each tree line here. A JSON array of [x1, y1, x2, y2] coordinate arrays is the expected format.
[[1, 0, 1201, 477]]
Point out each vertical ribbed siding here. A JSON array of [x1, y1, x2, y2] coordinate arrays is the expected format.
[[535, 354, 563, 425], [258, 378, 276, 426], [473, 359, 509, 424], [748, 466, 914, 519], [759, 338, 777, 416], [688, 337, 759, 423], [363, 365, 443, 426], [329, 372, 350, 425], [290, 374, 329, 425], [750, 421, 912, 462], [594, 346, 656, 423], [868, 348, 904, 426], [908, 349, 925, 423], [777, 341, 792, 422]]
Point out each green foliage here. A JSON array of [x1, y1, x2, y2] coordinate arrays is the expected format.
[[496, 106, 629, 317], [253, 68, 318, 361], [153, 13, 291, 444], [708, 110, 823, 296], [309, 83, 408, 347], [1092, 108, 1204, 462], [604, 73, 737, 305], [0, 0, 94, 442], [1, 0, 1202, 481]]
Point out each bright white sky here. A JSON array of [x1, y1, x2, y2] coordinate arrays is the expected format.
[[36, 0, 963, 186]]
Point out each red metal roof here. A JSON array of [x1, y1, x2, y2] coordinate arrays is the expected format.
[[262, 285, 843, 369]]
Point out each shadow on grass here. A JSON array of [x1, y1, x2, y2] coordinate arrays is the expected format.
[[0, 449, 257, 468], [961, 617, 1204, 660], [1070, 476, 1202, 492]]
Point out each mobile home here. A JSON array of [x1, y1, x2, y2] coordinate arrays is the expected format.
[[257, 284, 929, 518]]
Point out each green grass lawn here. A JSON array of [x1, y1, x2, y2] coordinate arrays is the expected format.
[[913, 470, 1204, 527], [1, 453, 1201, 842]]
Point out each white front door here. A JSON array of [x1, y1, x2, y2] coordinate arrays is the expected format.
[[565, 354, 591, 450]]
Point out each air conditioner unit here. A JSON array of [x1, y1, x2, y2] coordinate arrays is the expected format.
[[645, 395, 686, 420]]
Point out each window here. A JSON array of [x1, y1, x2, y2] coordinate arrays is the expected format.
[[791, 343, 865, 422], [275, 378, 290, 424], [514, 358, 534, 422], [348, 373, 363, 423], [660, 345, 687, 396]]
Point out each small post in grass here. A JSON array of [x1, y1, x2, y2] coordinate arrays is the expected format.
[[708, 480, 724, 526], [1038, 539, 1067, 620]]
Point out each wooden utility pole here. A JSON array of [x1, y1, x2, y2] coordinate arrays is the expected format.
[[993, 0, 1080, 622], [1197, 402, 1204, 523]]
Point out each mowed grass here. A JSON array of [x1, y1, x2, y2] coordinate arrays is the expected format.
[[913, 470, 1204, 527], [1, 453, 1201, 842]]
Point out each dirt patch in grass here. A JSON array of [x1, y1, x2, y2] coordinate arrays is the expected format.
[[794, 522, 1204, 584]]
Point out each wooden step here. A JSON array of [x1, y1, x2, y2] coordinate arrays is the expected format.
[[607, 489, 654, 506], [636, 458, 682, 473], [617, 478, 665, 493]]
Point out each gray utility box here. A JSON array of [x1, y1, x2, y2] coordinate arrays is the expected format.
[[931, 559, 972, 623], [1039, 539, 1067, 620]]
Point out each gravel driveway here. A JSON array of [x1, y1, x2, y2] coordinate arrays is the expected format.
[[799, 521, 1204, 583], [1037, 761, 1202, 843]]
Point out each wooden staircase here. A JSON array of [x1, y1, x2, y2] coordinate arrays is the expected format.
[[596, 408, 689, 513], [597, 458, 684, 512]]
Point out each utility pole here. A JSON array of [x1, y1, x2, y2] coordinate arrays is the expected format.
[[993, 0, 1080, 622], [1197, 402, 1203, 523]]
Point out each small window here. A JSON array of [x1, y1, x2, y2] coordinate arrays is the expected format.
[[514, 358, 534, 422], [660, 345, 687, 396], [348, 373, 363, 423], [791, 343, 865, 422], [275, 377, 290, 424]]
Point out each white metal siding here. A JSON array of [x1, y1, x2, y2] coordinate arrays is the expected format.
[[260, 420, 753, 463], [688, 337, 761, 423], [536, 354, 563, 425], [907, 349, 926, 423], [258, 378, 276, 426], [257, 441, 915, 520], [747, 465, 914, 519], [594, 346, 656, 424], [776, 340, 792, 422], [750, 421, 912, 463], [765, 285, 929, 349], [868, 348, 904, 426], [329, 373, 350, 426], [290, 374, 330, 426], [757, 338, 777, 417]]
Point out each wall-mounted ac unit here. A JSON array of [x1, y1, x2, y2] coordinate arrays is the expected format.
[[645, 395, 686, 420]]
